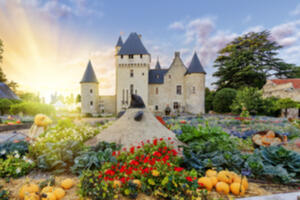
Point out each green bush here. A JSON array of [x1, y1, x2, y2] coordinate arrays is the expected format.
[[230, 87, 263, 115], [10, 101, 55, 116], [260, 97, 281, 117], [205, 88, 215, 113], [0, 99, 13, 115], [212, 88, 237, 113]]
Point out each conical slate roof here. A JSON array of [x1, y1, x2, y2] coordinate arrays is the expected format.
[[154, 60, 161, 70], [0, 83, 19, 100], [116, 36, 123, 47], [185, 52, 206, 75], [80, 60, 98, 83], [118, 32, 149, 55]]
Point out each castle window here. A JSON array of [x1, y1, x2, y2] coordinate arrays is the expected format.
[[140, 54, 143, 58], [121, 55, 123, 59], [142, 72, 144, 76], [192, 86, 196, 94], [156, 75, 159, 79], [130, 84, 134, 95], [173, 102, 179, 109], [90, 89, 93, 94], [176, 85, 182, 95], [155, 87, 159, 95], [155, 105, 159, 111], [135, 89, 137, 94], [169, 75, 171, 79], [90, 101, 93, 106], [130, 69, 134, 77], [129, 54, 134, 59]]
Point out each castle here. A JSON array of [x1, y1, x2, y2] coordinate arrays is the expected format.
[[80, 32, 206, 115]]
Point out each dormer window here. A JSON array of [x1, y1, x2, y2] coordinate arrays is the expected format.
[[129, 54, 134, 59], [140, 54, 143, 58]]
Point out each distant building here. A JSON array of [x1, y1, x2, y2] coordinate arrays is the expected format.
[[263, 79, 300, 118], [80, 32, 206, 116]]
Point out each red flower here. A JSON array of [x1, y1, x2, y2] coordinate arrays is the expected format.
[[160, 138, 163, 141], [186, 176, 193, 182], [168, 137, 171, 140], [174, 167, 184, 172], [105, 169, 115, 176], [153, 139, 158, 146], [137, 145, 141, 149], [123, 147, 127, 151], [130, 146, 135, 154], [147, 139, 150, 143], [129, 160, 139, 166], [112, 151, 116, 156]]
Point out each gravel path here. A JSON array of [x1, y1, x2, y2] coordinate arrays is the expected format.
[[0, 129, 29, 143]]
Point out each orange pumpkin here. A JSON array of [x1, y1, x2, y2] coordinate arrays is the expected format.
[[209, 176, 218, 187], [233, 176, 248, 190], [132, 179, 141, 188], [19, 183, 40, 199], [217, 171, 232, 184], [41, 186, 54, 193], [205, 169, 217, 177], [61, 178, 74, 190], [266, 131, 275, 138], [24, 192, 40, 200], [230, 182, 245, 196], [53, 187, 65, 200], [113, 180, 122, 188], [216, 182, 230, 195], [198, 177, 213, 191], [41, 192, 56, 200]]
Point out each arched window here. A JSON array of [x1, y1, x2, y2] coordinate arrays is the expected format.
[[130, 69, 134, 77], [192, 86, 196, 94], [155, 87, 159, 94], [90, 89, 93, 94], [90, 101, 93, 106], [130, 84, 134, 95]]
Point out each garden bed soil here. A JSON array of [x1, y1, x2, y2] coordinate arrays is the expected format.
[[0, 123, 32, 133], [1, 173, 299, 200]]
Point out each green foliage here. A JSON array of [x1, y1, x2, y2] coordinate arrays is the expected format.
[[17, 92, 41, 103], [0, 98, 13, 115], [0, 39, 3, 63], [79, 140, 204, 200], [260, 97, 281, 117], [29, 119, 101, 173], [213, 31, 297, 89], [0, 141, 29, 159], [0, 154, 35, 178], [230, 87, 263, 114], [76, 94, 81, 103], [71, 142, 121, 175], [276, 98, 299, 109], [10, 101, 55, 116], [212, 88, 237, 113], [205, 88, 215, 113]]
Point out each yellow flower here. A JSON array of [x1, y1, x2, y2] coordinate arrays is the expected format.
[[152, 170, 160, 177]]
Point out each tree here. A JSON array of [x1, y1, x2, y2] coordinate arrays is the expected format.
[[213, 31, 299, 90], [205, 88, 215, 113], [76, 94, 81, 103], [230, 87, 264, 115], [212, 88, 237, 113], [17, 91, 41, 102], [0, 98, 12, 115]]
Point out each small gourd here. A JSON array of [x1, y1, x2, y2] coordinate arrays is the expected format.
[[205, 169, 217, 177], [132, 179, 141, 188], [61, 178, 74, 190], [41, 192, 56, 200], [19, 183, 40, 199], [113, 180, 122, 188], [41, 186, 54, 193], [217, 171, 232, 184], [233, 176, 248, 190], [209, 176, 218, 187], [216, 182, 230, 195], [230, 182, 245, 196], [24, 192, 40, 200], [53, 187, 65, 200], [198, 177, 213, 191]]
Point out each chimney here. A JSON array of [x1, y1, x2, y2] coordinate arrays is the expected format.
[[175, 51, 180, 58]]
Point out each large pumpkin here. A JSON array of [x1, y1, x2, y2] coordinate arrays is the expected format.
[[19, 183, 40, 199], [216, 182, 230, 195], [198, 177, 213, 191], [61, 178, 74, 190], [217, 171, 232, 184], [53, 187, 65, 200], [24, 193, 40, 200], [230, 182, 245, 196], [205, 169, 217, 177]]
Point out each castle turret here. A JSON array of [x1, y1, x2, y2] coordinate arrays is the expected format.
[[184, 52, 206, 114], [115, 32, 151, 113], [80, 60, 99, 115], [115, 36, 123, 54]]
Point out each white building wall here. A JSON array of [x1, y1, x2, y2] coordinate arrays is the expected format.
[[116, 54, 150, 113], [81, 83, 99, 114], [184, 73, 205, 114]]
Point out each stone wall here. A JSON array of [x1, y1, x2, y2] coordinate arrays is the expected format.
[[99, 95, 116, 114], [81, 83, 99, 115]]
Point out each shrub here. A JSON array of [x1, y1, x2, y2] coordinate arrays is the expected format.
[[0, 98, 13, 115], [213, 88, 237, 113], [260, 97, 281, 117], [10, 101, 55, 116], [205, 88, 215, 113]]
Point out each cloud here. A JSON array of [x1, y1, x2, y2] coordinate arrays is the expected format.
[[185, 17, 215, 44], [290, 4, 300, 16], [168, 21, 184, 30], [270, 20, 300, 47]]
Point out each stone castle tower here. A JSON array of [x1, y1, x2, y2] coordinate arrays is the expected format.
[[115, 33, 151, 113], [80, 60, 99, 115]]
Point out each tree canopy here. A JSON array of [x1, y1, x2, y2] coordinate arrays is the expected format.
[[213, 31, 300, 90]]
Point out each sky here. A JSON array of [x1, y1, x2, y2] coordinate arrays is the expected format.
[[1, 0, 300, 102]]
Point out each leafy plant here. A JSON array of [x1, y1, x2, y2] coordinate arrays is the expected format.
[[0, 141, 29, 159], [0, 185, 9, 200], [212, 88, 237, 113], [0, 154, 35, 178], [71, 142, 120, 175]]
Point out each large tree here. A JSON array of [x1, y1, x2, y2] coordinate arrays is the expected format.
[[213, 31, 300, 90]]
